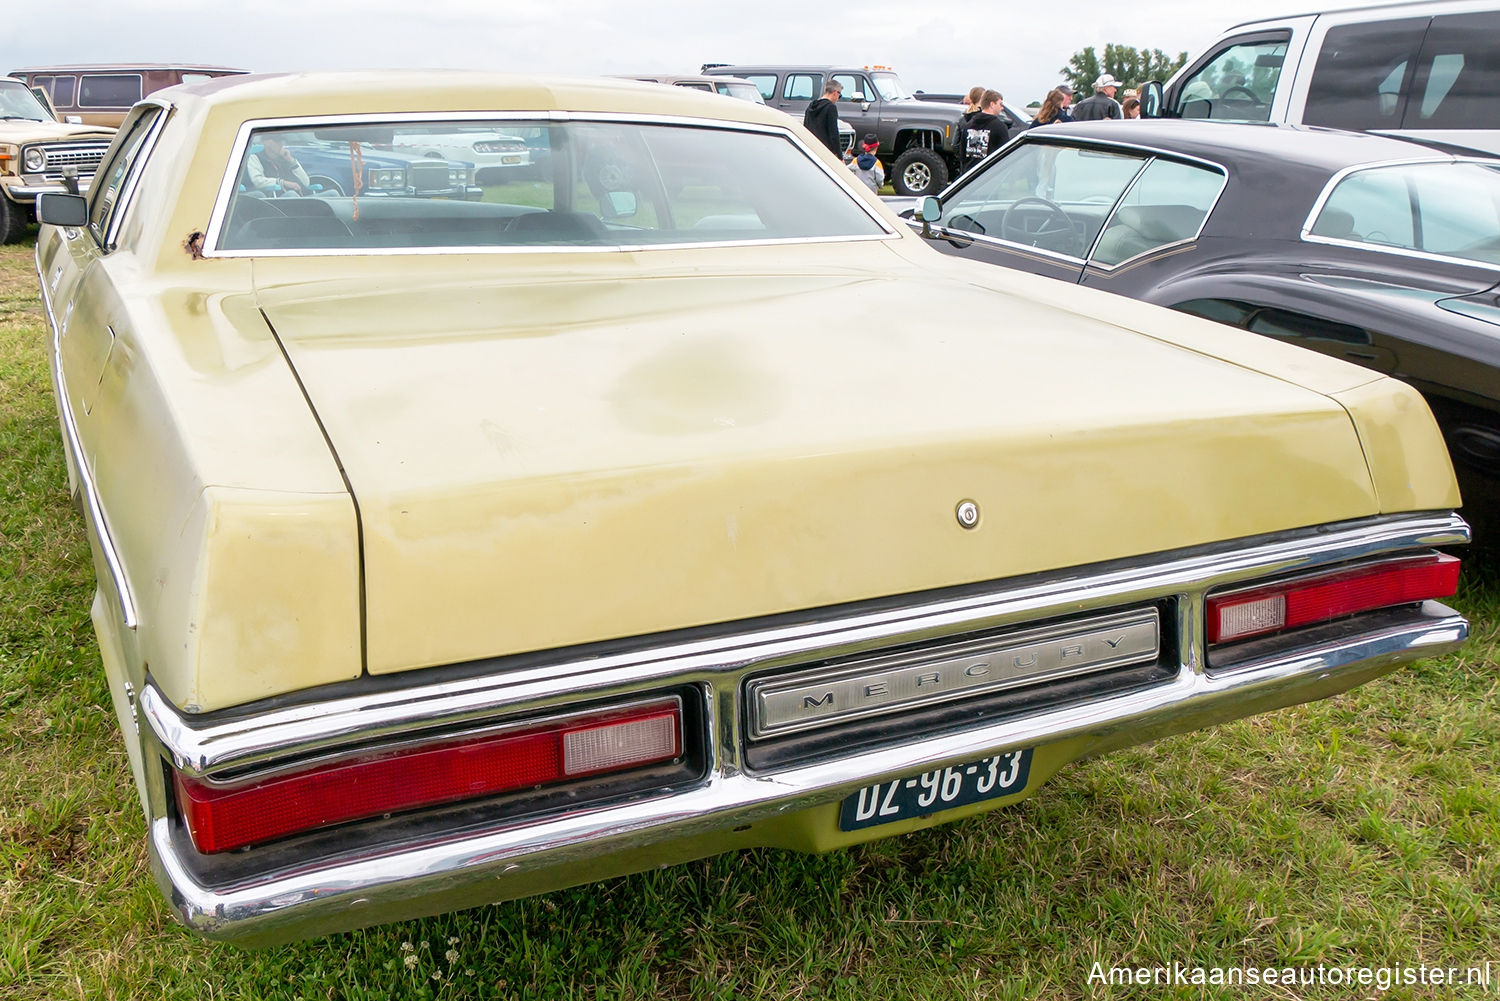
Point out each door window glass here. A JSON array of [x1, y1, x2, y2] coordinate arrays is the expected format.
[[78, 74, 143, 108], [783, 74, 819, 101], [937, 143, 1146, 260], [1175, 37, 1288, 121], [36, 74, 77, 106], [741, 75, 777, 101], [1408, 12, 1500, 128], [88, 106, 163, 248], [1091, 159, 1225, 267], [832, 74, 872, 102], [1303, 18, 1428, 129]]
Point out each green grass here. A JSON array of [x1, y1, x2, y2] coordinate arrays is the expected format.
[[1, 233, 1496, 999]]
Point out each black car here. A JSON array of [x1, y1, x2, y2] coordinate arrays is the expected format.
[[910, 120, 1500, 538]]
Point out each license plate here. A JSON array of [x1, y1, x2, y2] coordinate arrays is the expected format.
[[839, 749, 1033, 832], [503, 155, 521, 164]]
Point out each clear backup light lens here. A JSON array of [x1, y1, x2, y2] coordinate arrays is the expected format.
[[174, 698, 682, 854], [563, 709, 680, 777], [1207, 553, 1460, 644], [23, 147, 45, 172]]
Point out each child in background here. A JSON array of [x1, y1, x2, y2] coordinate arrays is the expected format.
[[848, 134, 885, 192]]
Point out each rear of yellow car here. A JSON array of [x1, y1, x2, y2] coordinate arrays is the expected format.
[[32, 73, 1471, 945]]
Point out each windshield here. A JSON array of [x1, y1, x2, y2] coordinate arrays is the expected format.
[[216, 118, 887, 253], [0, 81, 51, 121], [1310, 161, 1500, 267], [870, 73, 911, 102]]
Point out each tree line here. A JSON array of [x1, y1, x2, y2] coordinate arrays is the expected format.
[[1060, 45, 1188, 97]]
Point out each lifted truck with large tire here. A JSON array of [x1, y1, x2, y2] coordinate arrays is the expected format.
[[702, 64, 964, 196]]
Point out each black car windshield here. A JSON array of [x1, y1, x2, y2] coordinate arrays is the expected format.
[[0, 81, 51, 121], [216, 119, 886, 253], [1310, 161, 1500, 267]]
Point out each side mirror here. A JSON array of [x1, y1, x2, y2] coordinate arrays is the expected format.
[[917, 196, 941, 223], [36, 192, 88, 228], [1140, 81, 1164, 119]]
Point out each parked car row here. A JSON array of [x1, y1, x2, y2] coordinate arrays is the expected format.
[[34, 69, 1472, 946]]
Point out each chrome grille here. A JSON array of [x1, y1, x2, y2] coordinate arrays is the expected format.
[[28, 140, 112, 182]]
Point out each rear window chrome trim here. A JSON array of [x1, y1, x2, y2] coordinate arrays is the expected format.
[[201, 111, 899, 257]]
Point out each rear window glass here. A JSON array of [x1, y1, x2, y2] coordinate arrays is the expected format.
[[215, 119, 888, 253], [1310, 161, 1500, 266], [78, 74, 142, 108]]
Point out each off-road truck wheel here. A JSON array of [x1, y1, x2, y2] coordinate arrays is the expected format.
[[891, 147, 949, 197]]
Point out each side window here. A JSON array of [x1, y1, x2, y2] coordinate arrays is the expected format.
[[36, 74, 78, 106], [1091, 159, 1225, 267], [87, 107, 162, 249], [1309, 168, 1414, 248], [1175, 35, 1289, 121], [832, 74, 870, 101], [1303, 18, 1428, 130], [939, 144, 1147, 259], [742, 75, 777, 101], [1407, 12, 1500, 129], [674, 82, 713, 92], [78, 74, 142, 108], [783, 74, 819, 101]]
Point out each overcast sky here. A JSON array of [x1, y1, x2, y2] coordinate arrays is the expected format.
[[2, 0, 1301, 109]]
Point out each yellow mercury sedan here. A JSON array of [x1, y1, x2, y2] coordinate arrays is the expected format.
[[34, 71, 1471, 946]]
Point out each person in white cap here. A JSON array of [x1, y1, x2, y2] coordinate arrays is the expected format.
[[1072, 73, 1123, 121]]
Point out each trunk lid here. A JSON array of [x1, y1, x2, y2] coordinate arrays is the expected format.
[[255, 252, 1384, 674]]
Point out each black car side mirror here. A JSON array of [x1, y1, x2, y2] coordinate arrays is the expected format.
[[36, 192, 88, 228], [916, 196, 941, 238], [1141, 81, 1164, 119]]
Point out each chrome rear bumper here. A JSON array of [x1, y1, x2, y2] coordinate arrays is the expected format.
[[130, 511, 1470, 945]]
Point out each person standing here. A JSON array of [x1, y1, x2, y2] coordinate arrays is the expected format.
[[803, 79, 844, 157], [1031, 88, 1070, 127], [1072, 74, 1123, 121], [1054, 83, 1076, 122], [962, 90, 1010, 170], [847, 133, 885, 191], [1122, 97, 1141, 119]]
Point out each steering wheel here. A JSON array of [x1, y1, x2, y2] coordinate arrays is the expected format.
[[1000, 197, 1080, 255], [1221, 86, 1262, 104]]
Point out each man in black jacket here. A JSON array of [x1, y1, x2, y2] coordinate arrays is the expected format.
[[1072, 74, 1123, 121], [803, 79, 844, 156]]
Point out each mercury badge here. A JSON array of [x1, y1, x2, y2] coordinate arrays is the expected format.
[[956, 499, 980, 529]]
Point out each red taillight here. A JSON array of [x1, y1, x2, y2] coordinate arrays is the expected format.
[[175, 699, 682, 853], [1206, 554, 1460, 644]]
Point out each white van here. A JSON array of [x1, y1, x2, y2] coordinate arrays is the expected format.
[[1142, 1, 1500, 154]]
